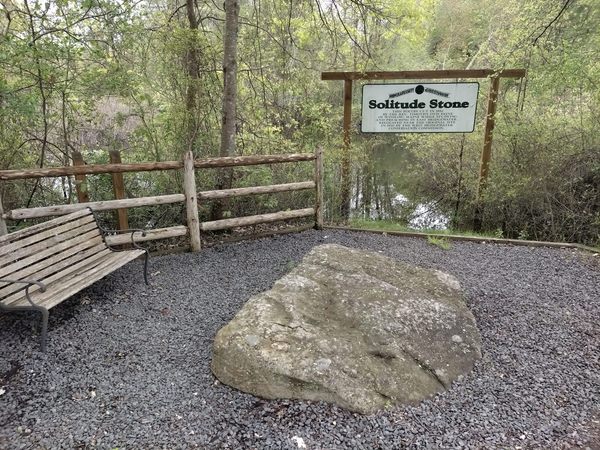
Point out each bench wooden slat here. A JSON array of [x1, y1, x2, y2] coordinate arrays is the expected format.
[[0, 214, 97, 258], [2, 221, 101, 266], [0, 242, 108, 300], [1, 246, 115, 306], [0, 229, 102, 279], [0, 239, 105, 291], [0, 208, 92, 245], [0, 208, 148, 352], [10, 250, 144, 310]]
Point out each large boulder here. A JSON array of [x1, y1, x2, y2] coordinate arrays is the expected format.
[[211, 244, 481, 414]]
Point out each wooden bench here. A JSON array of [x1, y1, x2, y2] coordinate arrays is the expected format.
[[0, 208, 149, 351]]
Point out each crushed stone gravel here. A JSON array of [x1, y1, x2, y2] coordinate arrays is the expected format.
[[1, 229, 599, 449]]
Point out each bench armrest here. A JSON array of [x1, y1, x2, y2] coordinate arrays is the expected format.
[[101, 228, 148, 252], [87, 208, 148, 252], [88, 209, 150, 285], [0, 278, 46, 307]]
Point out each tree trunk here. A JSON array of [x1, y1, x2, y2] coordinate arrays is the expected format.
[[185, 0, 200, 154], [23, 0, 48, 208], [211, 0, 239, 221]]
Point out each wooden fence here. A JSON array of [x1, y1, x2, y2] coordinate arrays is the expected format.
[[0, 148, 325, 251]]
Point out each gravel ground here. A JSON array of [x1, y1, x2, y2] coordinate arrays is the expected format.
[[1, 229, 599, 449]]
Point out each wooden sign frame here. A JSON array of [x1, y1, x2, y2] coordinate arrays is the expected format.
[[321, 69, 526, 224]]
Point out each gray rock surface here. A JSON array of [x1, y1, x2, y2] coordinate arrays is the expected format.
[[212, 244, 481, 413]]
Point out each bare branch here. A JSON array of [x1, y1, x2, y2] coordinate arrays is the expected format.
[[532, 0, 573, 46]]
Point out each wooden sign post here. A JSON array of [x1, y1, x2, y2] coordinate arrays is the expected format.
[[341, 79, 353, 219], [473, 75, 500, 231], [321, 69, 525, 224]]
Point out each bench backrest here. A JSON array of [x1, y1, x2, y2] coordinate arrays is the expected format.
[[0, 209, 107, 305]]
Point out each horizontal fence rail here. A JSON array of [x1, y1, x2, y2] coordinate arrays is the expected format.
[[3, 182, 316, 220], [5, 194, 186, 220], [194, 153, 315, 169], [197, 181, 315, 200], [200, 208, 315, 232], [0, 153, 315, 181], [104, 226, 189, 246], [0, 161, 182, 180], [0, 150, 324, 252]]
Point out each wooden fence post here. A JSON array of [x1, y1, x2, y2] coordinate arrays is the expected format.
[[72, 151, 89, 203], [314, 146, 324, 229], [109, 150, 129, 231], [0, 196, 7, 236], [183, 151, 201, 252]]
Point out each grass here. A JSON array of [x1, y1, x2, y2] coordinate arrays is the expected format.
[[346, 219, 600, 252], [427, 235, 452, 250], [348, 219, 500, 239]]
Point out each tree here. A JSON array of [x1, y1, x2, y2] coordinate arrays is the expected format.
[[211, 0, 239, 220], [184, 0, 200, 154]]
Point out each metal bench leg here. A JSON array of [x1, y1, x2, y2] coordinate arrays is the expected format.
[[143, 251, 149, 285], [0, 280, 49, 351], [28, 304, 49, 352], [38, 307, 49, 352]]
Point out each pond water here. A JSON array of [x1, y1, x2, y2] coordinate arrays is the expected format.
[[348, 143, 449, 230], [395, 194, 449, 230], [350, 190, 449, 230]]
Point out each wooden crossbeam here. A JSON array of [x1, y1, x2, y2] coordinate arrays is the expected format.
[[321, 69, 526, 80]]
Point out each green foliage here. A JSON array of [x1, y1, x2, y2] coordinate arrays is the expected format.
[[384, 0, 600, 246], [0, 0, 598, 245], [427, 235, 451, 250]]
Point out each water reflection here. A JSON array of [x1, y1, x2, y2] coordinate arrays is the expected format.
[[351, 190, 448, 230], [349, 142, 449, 230]]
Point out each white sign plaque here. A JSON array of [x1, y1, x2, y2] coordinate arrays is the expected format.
[[361, 83, 479, 133]]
